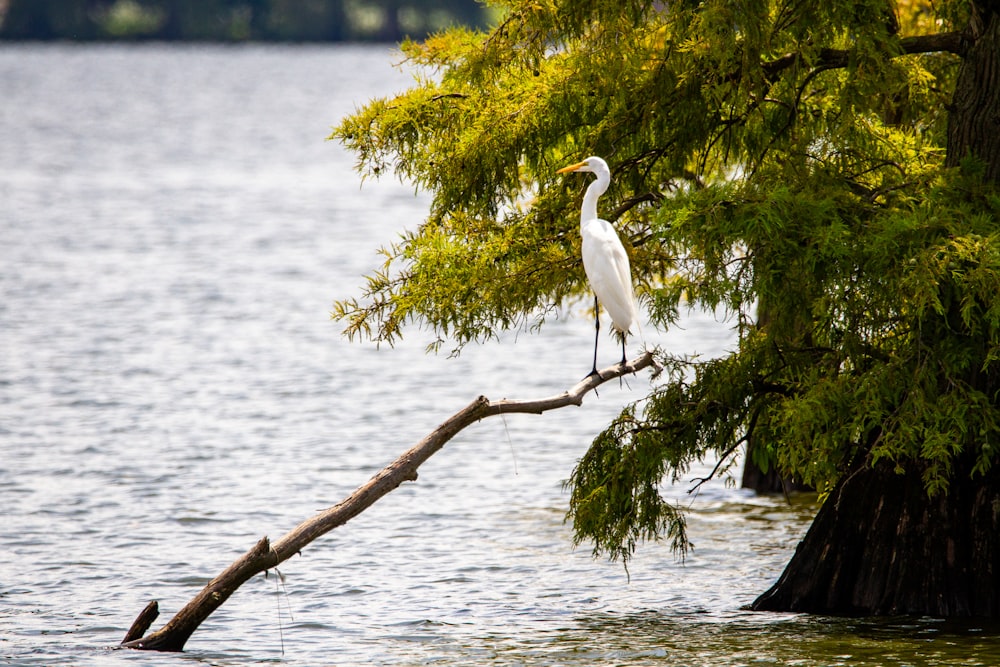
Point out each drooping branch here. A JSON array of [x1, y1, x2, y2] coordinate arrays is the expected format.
[[121, 352, 659, 652]]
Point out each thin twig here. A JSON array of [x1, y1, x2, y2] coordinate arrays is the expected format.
[[687, 435, 748, 494]]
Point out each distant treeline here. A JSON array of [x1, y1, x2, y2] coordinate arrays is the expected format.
[[0, 0, 495, 42]]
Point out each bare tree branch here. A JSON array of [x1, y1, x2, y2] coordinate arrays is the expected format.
[[121, 351, 660, 652], [763, 32, 966, 81], [121, 601, 158, 644]]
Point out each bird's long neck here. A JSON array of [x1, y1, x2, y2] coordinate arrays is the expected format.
[[580, 171, 610, 223]]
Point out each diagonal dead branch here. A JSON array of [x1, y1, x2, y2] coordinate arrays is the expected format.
[[121, 351, 659, 652]]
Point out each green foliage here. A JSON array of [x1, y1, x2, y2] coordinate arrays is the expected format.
[[333, 0, 1000, 561]]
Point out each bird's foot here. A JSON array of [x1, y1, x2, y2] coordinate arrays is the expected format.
[[584, 368, 603, 397]]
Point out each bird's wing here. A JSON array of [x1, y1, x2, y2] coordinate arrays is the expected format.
[[581, 219, 638, 334]]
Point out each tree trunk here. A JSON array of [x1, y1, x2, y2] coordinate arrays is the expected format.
[[946, 3, 1000, 184], [752, 1, 1000, 616], [741, 439, 812, 494], [751, 453, 1000, 615], [740, 455, 810, 494]]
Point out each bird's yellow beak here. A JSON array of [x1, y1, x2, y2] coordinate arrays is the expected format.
[[556, 161, 586, 174]]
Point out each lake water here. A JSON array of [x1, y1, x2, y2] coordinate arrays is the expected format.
[[2, 44, 998, 666]]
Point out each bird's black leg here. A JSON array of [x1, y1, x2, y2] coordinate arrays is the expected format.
[[590, 295, 600, 377], [615, 333, 630, 389]]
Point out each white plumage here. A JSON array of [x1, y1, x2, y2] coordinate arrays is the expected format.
[[556, 156, 639, 374]]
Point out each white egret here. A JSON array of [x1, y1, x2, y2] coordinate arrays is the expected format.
[[556, 156, 639, 376]]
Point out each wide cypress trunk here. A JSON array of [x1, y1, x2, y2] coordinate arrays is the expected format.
[[945, 3, 1000, 180], [751, 2, 1000, 616], [751, 454, 1000, 615]]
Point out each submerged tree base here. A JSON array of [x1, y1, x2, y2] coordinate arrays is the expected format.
[[751, 454, 1000, 616], [741, 440, 812, 495], [740, 462, 812, 495]]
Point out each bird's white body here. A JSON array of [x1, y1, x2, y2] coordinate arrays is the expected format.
[[581, 217, 637, 336], [557, 155, 639, 370]]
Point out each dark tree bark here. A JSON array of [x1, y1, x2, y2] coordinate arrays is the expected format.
[[752, 2, 1000, 616], [740, 446, 811, 495], [751, 453, 1000, 615], [946, 3, 1000, 183], [121, 601, 159, 644]]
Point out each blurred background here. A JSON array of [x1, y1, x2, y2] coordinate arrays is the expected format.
[[0, 0, 495, 42]]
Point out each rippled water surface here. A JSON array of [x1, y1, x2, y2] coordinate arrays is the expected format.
[[2, 44, 999, 666]]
